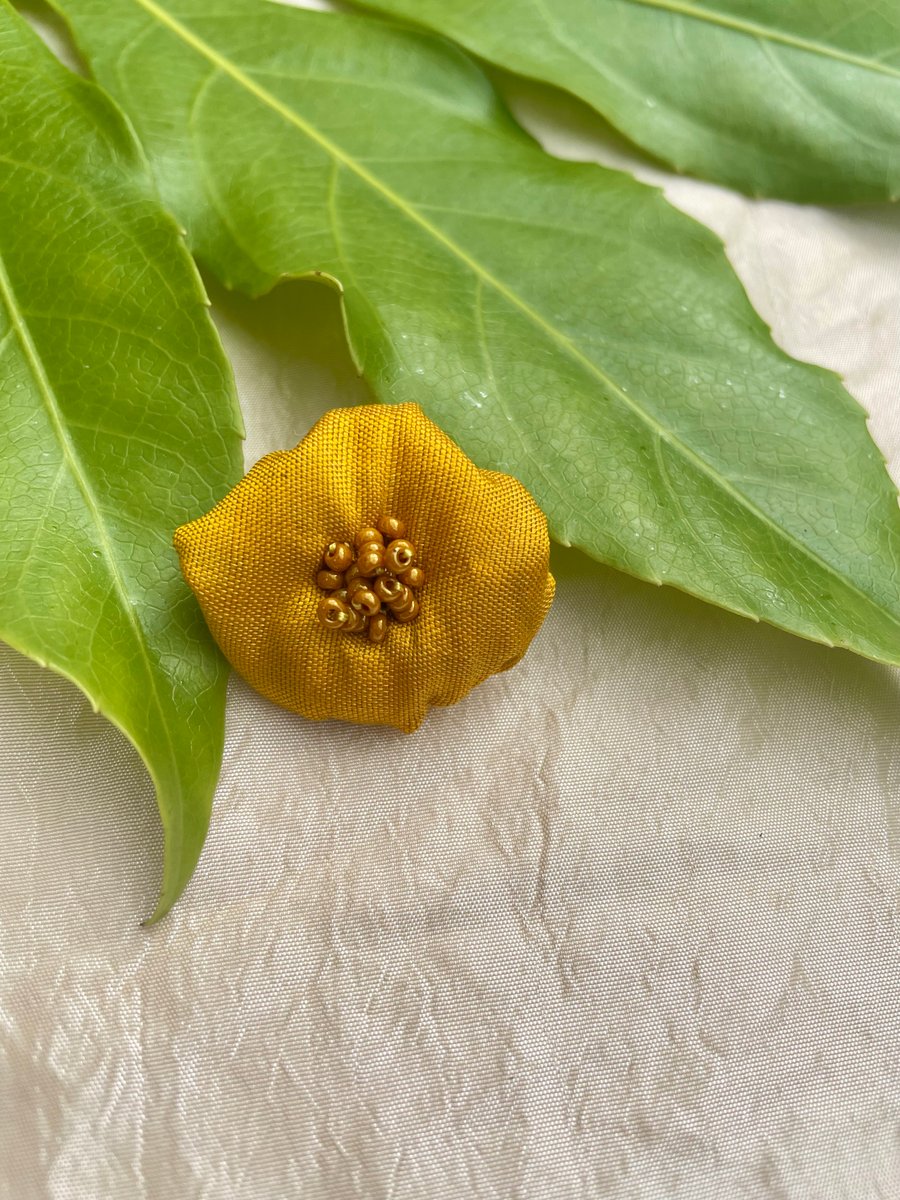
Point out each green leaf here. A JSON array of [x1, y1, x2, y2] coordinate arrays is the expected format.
[[0, 2, 243, 921], [50, 0, 900, 664], [351, 0, 900, 204]]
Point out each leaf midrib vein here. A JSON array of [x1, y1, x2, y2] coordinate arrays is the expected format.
[[0, 248, 181, 780], [132, 0, 900, 634], [624, 0, 900, 81], [532, 0, 896, 164]]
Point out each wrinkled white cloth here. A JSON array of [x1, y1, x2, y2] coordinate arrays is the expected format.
[[2, 9, 900, 1200]]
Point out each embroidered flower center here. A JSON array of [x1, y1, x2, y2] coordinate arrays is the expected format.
[[315, 516, 424, 644]]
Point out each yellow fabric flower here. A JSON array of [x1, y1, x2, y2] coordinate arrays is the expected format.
[[174, 404, 554, 732]]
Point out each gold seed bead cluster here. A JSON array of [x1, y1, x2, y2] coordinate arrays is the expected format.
[[315, 515, 424, 643]]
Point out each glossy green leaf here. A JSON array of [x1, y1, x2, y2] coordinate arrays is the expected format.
[[51, 0, 900, 664], [352, 0, 900, 204], [0, 2, 243, 921]]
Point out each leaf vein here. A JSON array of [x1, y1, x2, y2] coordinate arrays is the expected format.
[[0, 250, 180, 778], [623, 0, 900, 81], [130, 0, 900, 636]]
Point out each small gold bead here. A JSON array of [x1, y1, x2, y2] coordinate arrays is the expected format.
[[323, 541, 353, 572], [345, 608, 368, 633], [345, 562, 361, 585], [354, 526, 383, 549], [377, 515, 406, 540], [358, 540, 384, 557], [387, 584, 412, 611], [357, 546, 384, 577], [317, 595, 351, 630], [350, 587, 380, 617], [400, 566, 424, 589], [368, 611, 388, 644], [374, 575, 403, 603], [393, 596, 420, 623], [316, 569, 344, 590], [346, 575, 369, 598], [384, 539, 415, 574]]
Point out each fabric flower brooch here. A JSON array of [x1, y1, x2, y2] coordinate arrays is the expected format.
[[175, 404, 554, 732]]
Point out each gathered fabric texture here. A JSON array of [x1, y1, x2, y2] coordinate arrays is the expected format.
[[4, 59, 900, 1200]]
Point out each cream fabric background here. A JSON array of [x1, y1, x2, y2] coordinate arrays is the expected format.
[[2, 4, 900, 1197]]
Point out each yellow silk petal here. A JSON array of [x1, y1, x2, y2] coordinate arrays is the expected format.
[[175, 404, 554, 732]]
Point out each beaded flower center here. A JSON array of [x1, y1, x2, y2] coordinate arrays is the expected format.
[[315, 515, 424, 644]]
